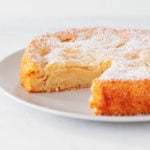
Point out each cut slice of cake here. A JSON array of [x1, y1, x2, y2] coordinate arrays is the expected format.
[[90, 64, 150, 115], [20, 27, 150, 115]]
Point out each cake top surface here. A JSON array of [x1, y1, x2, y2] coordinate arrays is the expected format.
[[27, 27, 150, 80], [100, 62, 150, 80]]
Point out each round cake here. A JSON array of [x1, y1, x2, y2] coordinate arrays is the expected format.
[[20, 27, 150, 115]]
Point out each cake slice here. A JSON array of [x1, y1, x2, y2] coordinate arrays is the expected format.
[[90, 65, 150, 115]]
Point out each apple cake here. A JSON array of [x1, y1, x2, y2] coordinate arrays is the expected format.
[[20, 27, 150, 115]]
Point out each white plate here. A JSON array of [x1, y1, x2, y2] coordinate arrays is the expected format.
[[0, 49, 150, 122]]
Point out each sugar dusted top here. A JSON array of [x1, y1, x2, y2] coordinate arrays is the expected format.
[[27, 27, 150, 80]]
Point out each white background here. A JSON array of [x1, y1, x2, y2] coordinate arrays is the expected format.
[[0, 0, 150, 17], [0, 0, 150, 150]]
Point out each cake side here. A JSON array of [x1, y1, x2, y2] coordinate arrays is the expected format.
[[20, 49, 46, 92], [90, 78, 150, 115]]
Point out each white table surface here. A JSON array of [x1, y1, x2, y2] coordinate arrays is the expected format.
[[0, 17, 150, 150]]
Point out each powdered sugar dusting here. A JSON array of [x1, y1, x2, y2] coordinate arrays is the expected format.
[[43, 27, 125, 66], [100, 64, 150, 80], [28, 27, 150, 80]]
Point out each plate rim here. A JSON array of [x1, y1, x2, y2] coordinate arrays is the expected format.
[[0, 49, 150, 122]]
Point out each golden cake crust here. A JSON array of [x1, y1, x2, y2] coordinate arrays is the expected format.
[[90, 79, 150, 115]]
